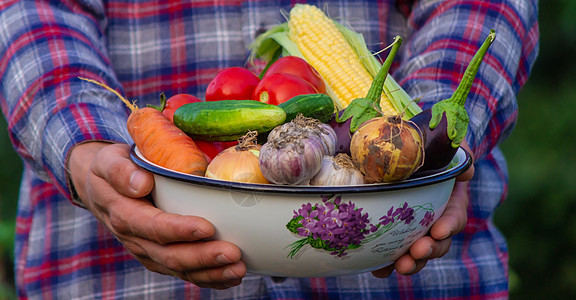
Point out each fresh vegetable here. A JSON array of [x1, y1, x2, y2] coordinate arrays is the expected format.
[[173, 100, 286, 141], [148, 93, 202, 122], [79, 77, 208, 176], [411, 30, 495, 174], [350, 116, 424, 183], [147, 92, 237, 162], [252, 73, 318, 105], [335, 35, 402, 132], [309, 154, 364, 186], [327, 110, 353, 155], [347, 36, 423, 183], [267, 114, 337, 156], [249, 4, 421, 117], [261, 56, 326, 94], [257, 93, 334, 145], [195, 140, 238, 163], [259, 115, 337, 185], [205, 131, 269, 184], [324, 35, 402, 156], [278, 93, 335, 123], [205, 67, 260, 101]]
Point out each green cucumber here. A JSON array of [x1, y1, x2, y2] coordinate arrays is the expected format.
[[173, 100, 286, 141], [278, 94, 335, 123]]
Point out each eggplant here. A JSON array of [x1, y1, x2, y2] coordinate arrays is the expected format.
[[411, 30, 495, 176], [328, 110, 353, 155], [410, 109, 455, 175]]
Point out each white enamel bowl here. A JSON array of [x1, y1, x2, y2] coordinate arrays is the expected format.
[[130, 146, 471, 278]]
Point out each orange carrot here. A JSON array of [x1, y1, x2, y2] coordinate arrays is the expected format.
[[79, 77, 208, 176]]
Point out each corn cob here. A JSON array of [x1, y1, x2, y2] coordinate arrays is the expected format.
[[287, 4, 396, 113], [249, 4, 421, 118]]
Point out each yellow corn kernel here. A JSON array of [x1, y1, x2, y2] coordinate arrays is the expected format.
[[288, 4, 396, 114]]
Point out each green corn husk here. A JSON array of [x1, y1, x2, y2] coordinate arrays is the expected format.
[[249, 18, 421, 118]]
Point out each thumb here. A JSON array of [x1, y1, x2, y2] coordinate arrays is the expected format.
[[91, 143, 155, 198]]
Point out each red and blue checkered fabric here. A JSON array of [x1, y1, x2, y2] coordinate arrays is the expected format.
[[0, 0, 539, 299]]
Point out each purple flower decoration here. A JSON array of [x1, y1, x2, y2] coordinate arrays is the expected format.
[[419, 211, 435, 227], [287, 196, 375, 257], [395, 202, 415, 225], [379, 206, 397, 226], [287, 196, 431, 259]]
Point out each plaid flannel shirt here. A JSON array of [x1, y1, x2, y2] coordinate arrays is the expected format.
[[0, 0, 539, 299]]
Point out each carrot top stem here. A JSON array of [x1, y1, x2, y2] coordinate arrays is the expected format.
[[78, 77, 138, 112]]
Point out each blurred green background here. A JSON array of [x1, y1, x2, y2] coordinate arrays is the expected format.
[[495, 1, 576, 298], [1, 1, 575, 299]]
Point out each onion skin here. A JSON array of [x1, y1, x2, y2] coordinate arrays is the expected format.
[[205, 133, 269, 184], [350, 116, 424, 183]]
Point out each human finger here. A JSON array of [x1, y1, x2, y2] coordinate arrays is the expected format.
[[90, 143, 155, 198], [408, 235, 453, 261], [128, 237, 243, 272], [456, 141, 475, 182], [429, 181, 469, 241], [106, 196, 215, 244], [128, 240, 246, 289], [371, 264, 394, 278]]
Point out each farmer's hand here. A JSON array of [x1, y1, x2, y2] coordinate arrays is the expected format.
[[68, 142, 246, 289], [371, 143, 475, 278]]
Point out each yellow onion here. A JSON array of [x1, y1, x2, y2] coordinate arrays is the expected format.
[[310, 154, 365, 186], [205, 131, 269, 184], [350, 115, 423, 183]]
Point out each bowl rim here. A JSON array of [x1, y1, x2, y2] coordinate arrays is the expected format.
[[130, 144, 472, 194]]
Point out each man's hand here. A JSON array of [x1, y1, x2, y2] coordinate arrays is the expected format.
[[68, 142, 246, 289], [372, 144, 475, 278]]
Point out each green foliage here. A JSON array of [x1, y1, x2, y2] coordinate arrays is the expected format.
[[0, 119, 20, 223], [0, 117, 20, 251], [495, 2, 576, 298], [497, 80, 576, 298], [0, 116, 20, 298]]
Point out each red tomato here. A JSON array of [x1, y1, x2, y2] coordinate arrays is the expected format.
[[195, 140, 238, 163], [162, 94, 201, 122], [252, 73, 318, 105], [205, 67, 260, 101], [264, 56, 326, 94]]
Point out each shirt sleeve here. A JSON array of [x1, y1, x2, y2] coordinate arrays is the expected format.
[[394, 0, 539, 160], [0, 1, 132, 200]]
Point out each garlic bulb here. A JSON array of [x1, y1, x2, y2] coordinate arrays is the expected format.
[[310, 154, 365, 186], [259, 115, 337, 185], [266, 115, 337, 156]]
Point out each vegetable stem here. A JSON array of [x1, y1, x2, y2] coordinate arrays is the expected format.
[[78, 77, 138, 112], [451, 30, 496, 106], [146, 92, 167, 112], [336, 36, 403, 132], [429, 30, 496, 148], [365, 36, 403, 103]]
